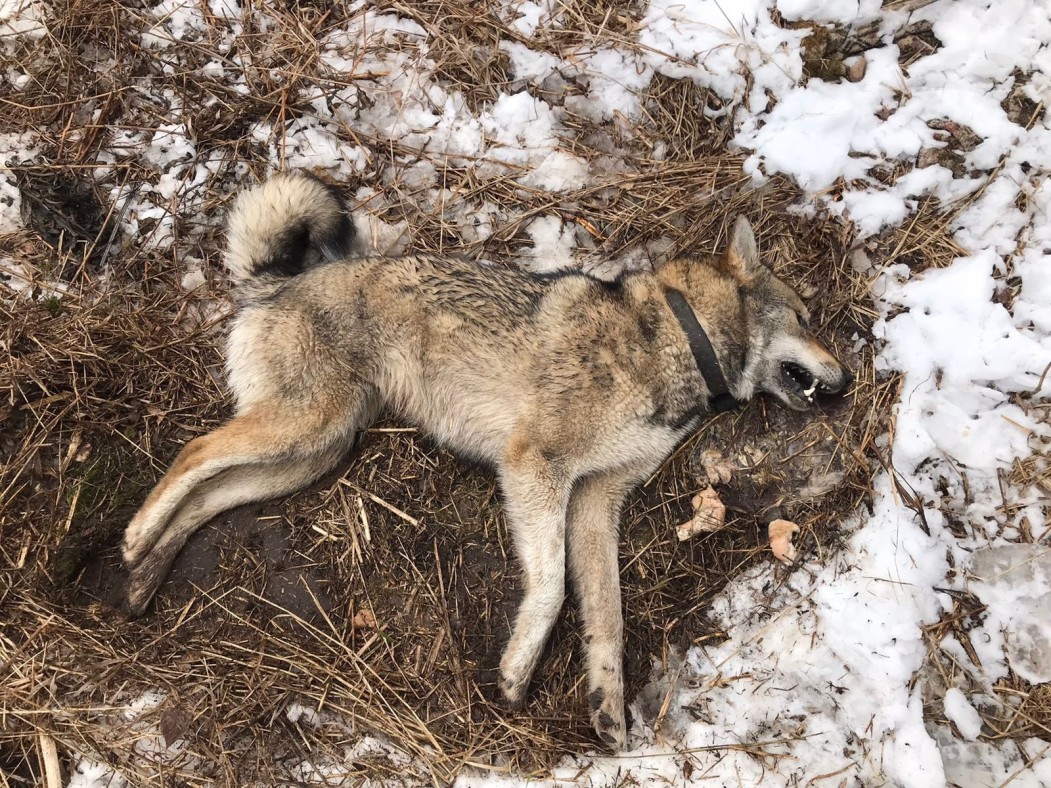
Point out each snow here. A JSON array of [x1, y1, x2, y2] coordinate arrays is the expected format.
[[281, 700, 422, 784], [0, 0, 46, 40], [66, 758, 127, 788], [970, 545, 1051, 685], [738, 46, 904, 193], [777, 0, 882, 24], [944, 688, 982, 741], [1, 256, 68, 302], [640, 0, 806, 108], [0, 176, 21, 234], [1, 0, 1046, 784], [524, 215, 577, 272], [61, 691, 189, 788], [0, 131, 39, 233], [936, 730, 1051, 788], [876, 252, 1045, 470]]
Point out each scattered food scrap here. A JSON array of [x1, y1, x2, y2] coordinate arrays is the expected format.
[[768, 519, 801, 565], [352, 608, 378, 631], [698, 449, 734, 486], [676, 486, 726, 541]]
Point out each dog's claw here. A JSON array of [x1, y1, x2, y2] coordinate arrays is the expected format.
[[125, 546, 179, 617], [498, 673, 526, 710], [592, 705, 626, 750], [126, 580, 154, 618], [589, 685, 626, 750]]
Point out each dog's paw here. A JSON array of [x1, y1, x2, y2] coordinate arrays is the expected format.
[[122, 520, 148, 568], [125, 560, 162, 617], [588, 686, 626, 751], [498, 670, 527, 710], [499, 648, 538, 710]]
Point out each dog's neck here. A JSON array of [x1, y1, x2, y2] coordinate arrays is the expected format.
[[661, 287, 743, 412], [651, 285, 744, 416], [644, 259, 752, 407]]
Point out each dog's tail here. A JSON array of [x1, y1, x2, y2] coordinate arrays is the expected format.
[[224, 173, 357, 301]]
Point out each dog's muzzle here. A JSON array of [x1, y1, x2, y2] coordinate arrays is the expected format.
[[781, 362, 853, 404]]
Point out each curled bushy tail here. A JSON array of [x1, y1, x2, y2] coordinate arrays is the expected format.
[[225, 173, 357, 301]]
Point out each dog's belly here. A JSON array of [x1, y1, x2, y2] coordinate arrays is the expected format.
[[416, 401, 514, 465], [389, 368, 520, 466], [375, 332, 692, 478]]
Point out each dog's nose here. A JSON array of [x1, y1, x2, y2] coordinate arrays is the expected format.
[[828, 369, 853, 395], [824, 366, 853, 395]]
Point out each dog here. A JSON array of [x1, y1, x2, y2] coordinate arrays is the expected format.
[[121, 173, 852, 750]]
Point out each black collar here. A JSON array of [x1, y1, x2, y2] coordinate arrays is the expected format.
[[663, 287, 741, 413]]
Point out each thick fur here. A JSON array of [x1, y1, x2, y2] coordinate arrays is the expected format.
[[224, 173, 358, 302], [123, 173, 851, 750]]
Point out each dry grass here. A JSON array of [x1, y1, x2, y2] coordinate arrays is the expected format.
[[0, 0, 1026, 784]]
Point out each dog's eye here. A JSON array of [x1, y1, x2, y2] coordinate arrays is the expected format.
[[796, 313, 808, 329]]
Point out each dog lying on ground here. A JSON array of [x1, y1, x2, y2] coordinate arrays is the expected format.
[[122, 173, 852, 749]]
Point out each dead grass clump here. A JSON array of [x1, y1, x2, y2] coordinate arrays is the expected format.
[[633, 73, 735, 158], [0, 257, 226, 573], [388, 0, 515, 113], [526, 0, 648, 53], [865, 194, 968, 273], [0, 0, 125, 134], [984, 679, 1051, 743]]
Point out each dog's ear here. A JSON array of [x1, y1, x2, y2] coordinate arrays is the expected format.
[[722, 216, 761, 281]]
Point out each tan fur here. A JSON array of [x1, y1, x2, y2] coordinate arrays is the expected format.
[[122, 175, 852, 750]]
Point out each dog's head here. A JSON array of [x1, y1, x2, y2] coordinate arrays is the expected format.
[[723, 217, 853, 411]]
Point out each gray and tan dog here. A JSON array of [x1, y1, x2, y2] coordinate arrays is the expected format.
[[122, 173, 851, 749]]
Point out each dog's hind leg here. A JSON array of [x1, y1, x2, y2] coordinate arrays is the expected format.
[[123, 397, 376, 615], [566, 470, 634, 750], [125, 443, 347, 616], [123, 409, 333, 566], [497, 433, 573, 707]]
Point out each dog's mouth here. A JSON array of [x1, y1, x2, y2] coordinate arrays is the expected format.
[[780, 361, 829, 406]]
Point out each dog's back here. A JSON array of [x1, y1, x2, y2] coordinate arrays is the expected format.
[[222, 177, 697, 469]]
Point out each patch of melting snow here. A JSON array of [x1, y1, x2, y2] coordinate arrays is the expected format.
[[943, 688, 983, 742], [968, 545, 1051, 686]]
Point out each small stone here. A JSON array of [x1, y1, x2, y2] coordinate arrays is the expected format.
[[845, 56, 867, 82]]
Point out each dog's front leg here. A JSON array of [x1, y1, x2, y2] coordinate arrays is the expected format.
[[497, 435, 572, 708], [567, 471, 632, 750]]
